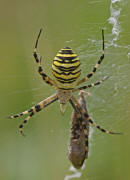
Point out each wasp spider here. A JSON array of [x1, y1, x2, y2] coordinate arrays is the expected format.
[[9, 29, 121, 136]]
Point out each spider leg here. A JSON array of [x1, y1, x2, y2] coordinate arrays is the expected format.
[[88, 118, 122, 135], [77, 30, 104, 86], [19, 112, 34, 136], [84, 124, 89, 158], [73, 76, 109, 92], [9, 93, 58, 119], [33, 29, 56, 87], [70, 95, 122, 135], [18, 93, 58, 135]]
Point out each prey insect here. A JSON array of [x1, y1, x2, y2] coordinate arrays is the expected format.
[[9, 29, 118, 135], [68, 91, 90, 169], [68, 91, 121, 169]]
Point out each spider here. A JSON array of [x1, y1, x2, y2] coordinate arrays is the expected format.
[[9, 29, 121, 136]]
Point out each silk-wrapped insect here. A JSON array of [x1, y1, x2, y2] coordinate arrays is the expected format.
[[68, 91, 90, 169], [68, 91, 122, 169]]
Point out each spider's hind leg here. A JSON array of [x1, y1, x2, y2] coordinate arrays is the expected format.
[[9, 93, 58, 120], [9, 109, 31, 119], [70, 95, 122, 135], [9, 93, 58, 135], [19, 112, 34, 136]]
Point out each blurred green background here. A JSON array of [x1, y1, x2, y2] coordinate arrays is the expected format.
[[0, 0, 130, 179]]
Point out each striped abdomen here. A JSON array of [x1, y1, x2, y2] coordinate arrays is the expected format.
[[52, 47, 81, 90]]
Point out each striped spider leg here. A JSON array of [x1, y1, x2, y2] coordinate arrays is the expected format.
[[9, 93, 58, 135], [33, 28, 56, 87], [72, 76, 109, 92], [68, 91, 90, 169], [77, 29, 105, 86], [69, 96, 122, 135]]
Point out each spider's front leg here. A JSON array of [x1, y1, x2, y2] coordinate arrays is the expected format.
[[77, 30, 105, 86], [9, 93, 58, 135], [33, 29, 56, 87]]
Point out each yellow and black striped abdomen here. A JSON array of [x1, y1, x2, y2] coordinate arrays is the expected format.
[[52, 47, 81, 90]]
